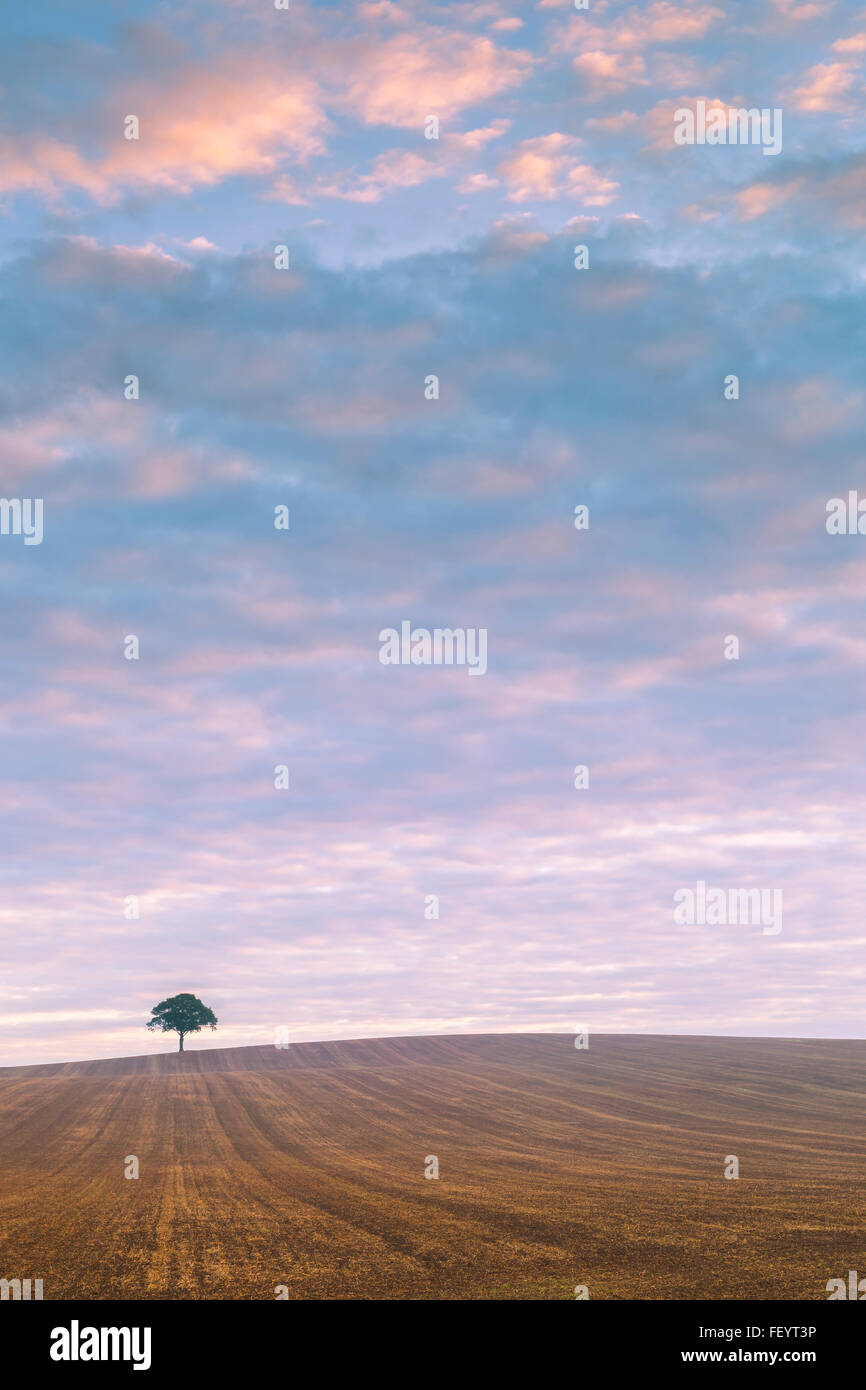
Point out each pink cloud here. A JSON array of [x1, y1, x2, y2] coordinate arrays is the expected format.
[[573, 48, 649, 94], [445, 119, 512, 151], [788, 60, 862, 112], [458, 171, 501, 193], [275, 122, 511, 205], [315, 149, 445, 203], [357, 0, 408, 20], [612, 2, 724, 47], [833, 31, 866, 54], [497, 133, 619, 204], [770, 0, 834, 19], [732, 158, 866, 228], [585, 110, 641, 133], [341, 33, 532, 128], [735, 177, 803, 220], [1, 63, 326, 202], [0, 385, 256, 502], [0, 137, 112, 201]]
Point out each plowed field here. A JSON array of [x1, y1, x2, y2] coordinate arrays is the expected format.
[[0, 1033, 863, 1299]]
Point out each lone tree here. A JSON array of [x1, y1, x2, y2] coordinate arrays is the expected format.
[[146, 993, 218, 1052]]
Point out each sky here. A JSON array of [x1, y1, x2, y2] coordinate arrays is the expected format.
[[2, 0, 866, 1064]]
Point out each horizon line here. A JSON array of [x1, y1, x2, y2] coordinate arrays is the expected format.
[[3, 1027, 866, 1073]]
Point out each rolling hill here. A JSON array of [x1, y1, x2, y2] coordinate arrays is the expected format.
[[0, 1032, 863, 1299]]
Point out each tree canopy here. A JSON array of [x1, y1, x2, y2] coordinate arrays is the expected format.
[[146, 993, 218, 1052]]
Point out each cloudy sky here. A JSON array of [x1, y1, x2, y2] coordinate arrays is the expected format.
[[2, 0, 865, 1063]]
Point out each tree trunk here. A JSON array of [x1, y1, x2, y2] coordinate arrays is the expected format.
[[178, 1033, 184, 1052]]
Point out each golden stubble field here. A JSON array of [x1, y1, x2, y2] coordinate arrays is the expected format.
[[0, 1033, 863, 1300]]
